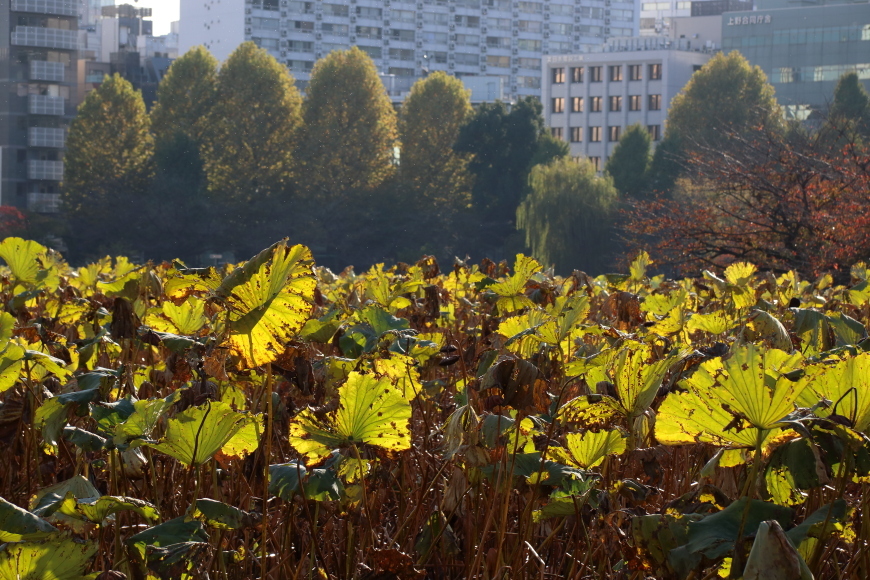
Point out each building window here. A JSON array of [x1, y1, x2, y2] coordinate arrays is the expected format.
[[552, 97, 565, 113], [648, 125, 661, 141], [572, 67, 584, 83], [609, 126, 621, 142], [551, 127, 564, 139], [649, 94, 662, 110], [571, 97, 584, 112], [609, 65, 623, 82], [649, 63, 662, 80], [629, 64, 642, 81], [590, 126, 602, 142], [589, 156, 601, 170], [571, 127, 583, 142], [552, 67, 565, 83], [609, 96, 622, 112], [629, 95, 642, 111], [591, 96, 602, 112], [590, 66, 602, 82]]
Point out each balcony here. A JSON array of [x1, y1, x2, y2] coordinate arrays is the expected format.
[[30, 60, 66, 82], [28, 160, 64, 181], [28, 127, 66, 148], [27, 193, 62, 213], [12, 26, 78, 50], [28, 95, 65, 116], [12, 0, 77, 17]]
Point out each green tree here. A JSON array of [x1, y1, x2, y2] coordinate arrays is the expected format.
[[649, 51, 781, 195], [605, 124, 651, 198], [300, 47, 398, 200], [517, 157, 618, 274], [665, 51, 781, 150], [829, 72, 870, 138], [63, 73, 153, 260], [399, 71, 473, 211], [146, 46, 219, 262], [201, 41, 303, 254], [455, 98, 566, 222], [150, 46, 218, 144]]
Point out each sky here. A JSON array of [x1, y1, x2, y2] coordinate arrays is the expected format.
[[134, 0, 180, 36]]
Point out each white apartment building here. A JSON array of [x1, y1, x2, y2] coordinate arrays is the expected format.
[[543, 36, 712, 169], [179, 0, 638, 101]]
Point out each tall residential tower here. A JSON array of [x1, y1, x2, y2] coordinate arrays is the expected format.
[[1, 0, 78, 212], [179, 0, 638, 100]]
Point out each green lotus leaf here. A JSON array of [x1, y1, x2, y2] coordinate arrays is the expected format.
[[289, 371, 412, 464], [145, 400, 260, 467], [192, 499, 253, 530], [686, 310, 733, 335], [126, 517, 209, 548], [0, 343, 24, 395], [113, 395, 177, 446], [215, 240, 316, 368], [0, 312, 15, 344], [0, 237, 59, 290], [0, 536, 97, 580], [490, 254, 542, 313], [799, 352, 870, 432], [144, 542, 210, 580], [30, 476, 100, 514], [549, 429, 627, 469], [610, 342, 688, 419], [161, 297, 208, 335], [0, 497, 58, 542], [658, 345, 809, 449], [684, 498, 793, 560]]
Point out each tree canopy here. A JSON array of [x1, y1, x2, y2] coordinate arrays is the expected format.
[[517, 157, 618, 274], [829, 72, 870, 138], [149, 46, 218, 145], [300, 47, 398, 200], [399, 71, 473, 211], [63, 73, 153, 259], [605, 124, 651, 199]]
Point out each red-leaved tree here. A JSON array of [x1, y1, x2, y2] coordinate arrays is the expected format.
[[0, 207, 27, 239], [624, 123, 870, 279]]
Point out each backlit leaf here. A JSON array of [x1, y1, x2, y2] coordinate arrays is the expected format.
[[145, 400, 260, 467], [549, 429, 627, 469], [215, 240, 316, 368], [0, 536, 96, 580], [289, 371, 412, 464]]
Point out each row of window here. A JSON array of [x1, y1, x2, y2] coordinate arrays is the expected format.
[[551, 124, 661, 142], [773, 63, 870, 84], [552, 64, 662, 84], [722, 24, 870, 50], [552, 94, 662, 113]]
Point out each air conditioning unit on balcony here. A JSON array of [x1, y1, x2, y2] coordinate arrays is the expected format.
[[245, 27, 252, 33], [416, 41, 422, 47], [245, 8, 251, 14], [605, 18, 610, 24], [316, 33, 322, 39]]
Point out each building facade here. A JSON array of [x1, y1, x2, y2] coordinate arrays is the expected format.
[[1, 0, 78, 212], [640, 0, 750, 36], [543, 38, 712, 168], [180, 0, 638, 100], [721, 1, 870, 117]]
